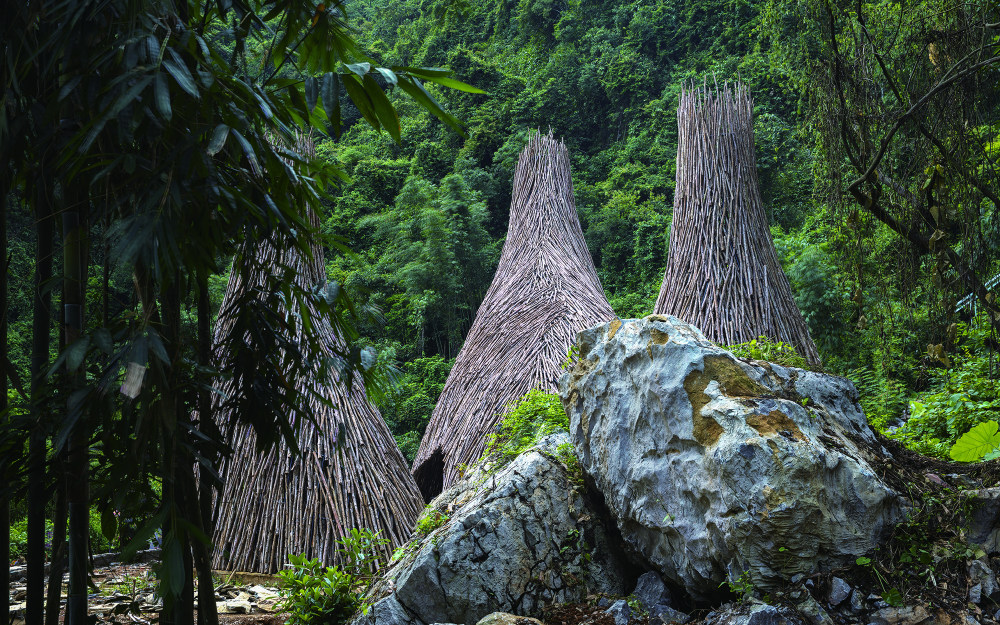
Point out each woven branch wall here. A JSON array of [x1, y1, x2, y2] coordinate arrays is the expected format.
[[654, 82, 821, 368], [411, 131, 615, 500], [211, 141, 423, 573]]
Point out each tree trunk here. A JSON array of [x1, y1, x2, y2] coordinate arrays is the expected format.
[[45, 462, 68, 625], [1, 174, 10, 625], [63, 200, 89, 625], [196, 271, 219, 625], [27, 183, 55, 625]]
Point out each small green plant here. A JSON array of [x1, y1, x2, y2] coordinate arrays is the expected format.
[[949, 420, 1000, 462], [277, 554, 360, 625], [414, 505, 449, 536], [554, 442, 584, 486], [721, 570, 756, 603], [856, 556, 903, 607], [336, 528, 390, 582], [724, 336, 809, 370], [481, 389, 569, 470]]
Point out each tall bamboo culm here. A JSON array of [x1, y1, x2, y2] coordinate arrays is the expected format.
[[655, 81, 822, 368], [210, 137, 423, 573], [411, 130, 615, 501]]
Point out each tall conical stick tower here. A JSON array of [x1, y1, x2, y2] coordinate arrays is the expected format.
[[211, 140, 423, 573], [412, 131, 615, 501], [655, 81, 821, 368]]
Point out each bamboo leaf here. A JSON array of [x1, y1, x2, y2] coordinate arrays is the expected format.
[[421, 75, 486, 94], [154, 71, 172, 121], [305, 76, 318, 112], [321, 72, 341, 136], [163, 49, 199, 98], [363, 74, 400, 142], [343, 74, 379, 130], [206, 124, 230, 156]]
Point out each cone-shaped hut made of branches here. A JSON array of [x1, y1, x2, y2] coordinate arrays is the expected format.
[[411, 131, 615, 501], [210, 141, 423, 573], [654, 81, 821, 368]]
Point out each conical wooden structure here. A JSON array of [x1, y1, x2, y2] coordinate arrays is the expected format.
[[211, 141, 423, 573], [412, 131, 615, 500], [655, 81, 822, 368]]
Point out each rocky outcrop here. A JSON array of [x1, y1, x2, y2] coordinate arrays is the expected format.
[[354, 434, 631, 625], [559, 315, 905, 600]]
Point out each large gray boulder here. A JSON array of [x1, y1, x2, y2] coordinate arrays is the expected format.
[[559, 315, 904, 600], [354, 433, 630, 625]]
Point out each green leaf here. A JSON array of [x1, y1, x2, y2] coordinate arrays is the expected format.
[[162, 49, 199, 98], [345, 62, 371, 78], [375, 67, 398, 86], [342, 74, 379, 130], [396, 76, 464, 136], [321, 72, 341, 137], [421, 75, 486, 94], [206, 124, 229, 156], [154, 72, 172, 121], [363, 74, 400, 142], [396, 66, 451, 77], [66, 337, 90, 373], [856, 556, 871, 566], [100, 507, 118, 541], [950, 420, 1000, 462], [163, 537, 186, 597], [230, 129, 261, 176], [305, 76, 318, 113]]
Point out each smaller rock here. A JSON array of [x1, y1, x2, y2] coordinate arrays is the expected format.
[[634, 571, 672, 611], [475, 613, 543, 625], [870, 605, 931, 625], [218, 599, 252, 614], [828, 577, 851, 607], [795, 594, 833, 625], [970, 560, 999, 600], [649, 603, 691, 625], [605, 599, 632, 625], [971, 584, 984, 605], [849, 590, 865, 613], [598, 598, 612, 608], [352, 596, 417, 625]]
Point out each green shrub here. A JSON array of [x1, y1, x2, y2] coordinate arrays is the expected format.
[[414, 506, 449, 536], [724, 336, 809, 370], [335, 528, 389, 582], [950, 420, 1000, 462], [277, 554, 361, 625], [481, 389, 569, 469]]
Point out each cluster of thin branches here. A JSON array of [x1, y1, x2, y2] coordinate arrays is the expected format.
[[211, 140, 423, 573], [655, 81, 822, 367], [411, 130, 615, 499]]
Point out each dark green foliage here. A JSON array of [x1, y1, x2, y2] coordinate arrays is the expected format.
[[376, 356, 454, 462], [481, 390, 569, 469], [277, 554, 361, 625]]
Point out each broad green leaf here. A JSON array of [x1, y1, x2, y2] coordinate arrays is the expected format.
[[950, 420, 1000, 462], [342, 74, 379, 130], [154, 72, 172, 121], [375, 67, 398, 86], [163, 49, 199, 98], [101, 507, 118, 540], [66, 337, 90, 373], [421, 75, 486, 94], [396, 66, 451, 77], [363, 74, 400, 142], [345, 62, 371, 77], [305, 76, 318, 113], [163, 538, 186, 597], [230, 129, 261, 176], [206, 124, 229, 156], [321, 72, 341, 136]]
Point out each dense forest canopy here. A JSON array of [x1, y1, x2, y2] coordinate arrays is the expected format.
[[1, 0, 998, 621]]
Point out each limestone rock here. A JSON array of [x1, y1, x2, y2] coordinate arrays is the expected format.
[[705, 602, 805, 625], [828, 578, 851, 607], [355, 433, 630, 625], [559, 316, 904, 600], [650, 604, 691, 625], [634, 571, 673, 610], [475, 613, 544, 625], [606, 600, 632, 625]]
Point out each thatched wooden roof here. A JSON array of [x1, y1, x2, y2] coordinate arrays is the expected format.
[[411, 131, 615, 500], [655, 81, 822, 368], [211, 142, 423, 573]]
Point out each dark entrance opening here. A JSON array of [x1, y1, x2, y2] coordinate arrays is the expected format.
[[413, 448, 445, 503]]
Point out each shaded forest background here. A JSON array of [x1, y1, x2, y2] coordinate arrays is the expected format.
[[4, 0, 999, 559]]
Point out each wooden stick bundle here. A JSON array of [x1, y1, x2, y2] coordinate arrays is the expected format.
[[655, 81, 822, 368], [210, 137, 423, 573], [411, 130, 615, 500]]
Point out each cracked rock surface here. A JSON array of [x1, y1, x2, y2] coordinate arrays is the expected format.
[[559, 316, 904, 600], [354, 433, 630, 625]]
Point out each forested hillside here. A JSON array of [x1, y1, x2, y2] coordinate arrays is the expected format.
[[312, 0, 1000, 459], [2, 0, 998, 618]]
